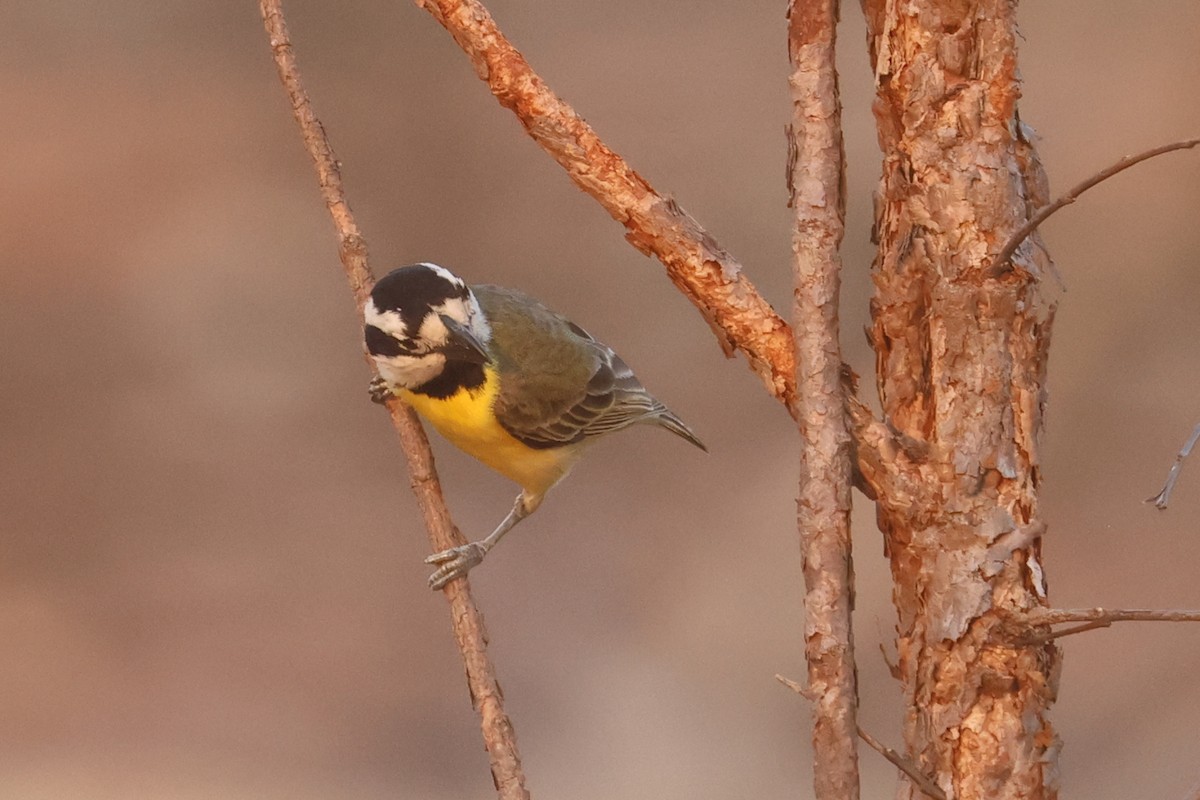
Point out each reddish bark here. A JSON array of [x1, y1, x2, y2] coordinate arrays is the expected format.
[[860, 2, 1062, 797], [787, 0, 861, 798]]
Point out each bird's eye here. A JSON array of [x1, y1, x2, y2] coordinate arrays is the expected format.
[[365, 325, 417, 357]]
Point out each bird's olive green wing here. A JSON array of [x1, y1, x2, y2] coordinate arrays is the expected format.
[[475, 285, 671, 451]]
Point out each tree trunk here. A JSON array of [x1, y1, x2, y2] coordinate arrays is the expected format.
[[861, 1, 1062, 797]]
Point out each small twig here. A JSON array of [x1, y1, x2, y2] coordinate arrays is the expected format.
[[856, 726, 947, 800], [259, 3, 529, 798], [878, 640, 901, 681], [1148, 422, 1200, 509], [1033, 607, 1200, 626], [1018, 607, 1200, 645], [1018, 620, 1112, 646], [776, 673, 817, 700], [776, 676, 944, 800], [991, 138, 1200, 275], [411, 0, 798, 412]]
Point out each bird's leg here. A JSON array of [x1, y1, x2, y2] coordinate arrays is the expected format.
[[368, 376, 395, 405], [425, 492, 540, 590]]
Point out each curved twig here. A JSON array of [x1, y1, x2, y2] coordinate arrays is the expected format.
[[260, 3, 530, 798], [991, 138, 1200, 275]]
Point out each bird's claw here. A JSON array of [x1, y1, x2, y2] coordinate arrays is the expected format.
[[368, 376, 395, 405], [425, 542, 489, 590]]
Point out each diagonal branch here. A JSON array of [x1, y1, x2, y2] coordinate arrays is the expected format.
[[856, 726, 947, 800], [407, 0, 903, 500], [1148, 422, 1200, 510], [776, 675, 942, 800], [411, 0, 797, 410], [990, 138, 1200, 275], [260, 3, 529, 798], [787, 0, 860, 798]]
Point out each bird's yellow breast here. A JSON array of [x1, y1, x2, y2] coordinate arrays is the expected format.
[[399, 367, 578, 497]]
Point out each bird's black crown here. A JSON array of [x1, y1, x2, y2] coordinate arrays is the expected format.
[[369, 263, 470, 334]]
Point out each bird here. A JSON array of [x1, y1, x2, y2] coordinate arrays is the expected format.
[[363, 262, 706, 589]]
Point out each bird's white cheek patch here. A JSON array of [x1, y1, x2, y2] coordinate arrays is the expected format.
[[364, 303, 409, 340], [375, 352, 446, 390]]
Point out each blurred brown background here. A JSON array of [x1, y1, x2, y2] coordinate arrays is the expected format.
[[3, 2, 1199, 798]]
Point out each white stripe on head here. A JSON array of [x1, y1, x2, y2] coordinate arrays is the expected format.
[[364, 298, 407, 339], [415, 262, 464, 288]]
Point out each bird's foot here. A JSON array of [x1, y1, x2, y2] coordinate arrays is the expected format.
[[425, 542, 490, 590], [368, 376, 395, 405]]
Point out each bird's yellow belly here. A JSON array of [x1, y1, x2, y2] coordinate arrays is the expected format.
[[399, 370, 577, 496]]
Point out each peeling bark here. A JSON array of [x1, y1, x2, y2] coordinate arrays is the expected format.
[[860, 2, 1061, 798], [787, 1, 861, 799]]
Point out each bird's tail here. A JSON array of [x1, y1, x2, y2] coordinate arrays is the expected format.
[[652, 407, 708, 453]]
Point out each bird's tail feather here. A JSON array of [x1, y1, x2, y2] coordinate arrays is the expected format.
[[653, 408, 708, 453]]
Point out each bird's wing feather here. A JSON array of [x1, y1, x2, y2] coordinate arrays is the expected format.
[[475, 285, 670, 451]]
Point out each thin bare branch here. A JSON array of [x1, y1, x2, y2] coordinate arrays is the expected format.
[[777, 676, 942, 800], [991, 138, 1200, 275], [879, 641, 901, 680], [786, 1, 859, 798], [410, 0, 797, 410], [259, 3, 529, 797], [1017, 607, 1200, 646], [1017, 620, 1113, 645], [776, 672, 818, 701], [1148, 422, 1200, 509], [1032, 607, 1200, 626], [857, 726, 948, 800]]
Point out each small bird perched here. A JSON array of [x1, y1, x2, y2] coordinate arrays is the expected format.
[[364, 262, 705, 589]]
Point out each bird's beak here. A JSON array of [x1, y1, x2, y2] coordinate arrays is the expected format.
[[437, 314, 490, 365]]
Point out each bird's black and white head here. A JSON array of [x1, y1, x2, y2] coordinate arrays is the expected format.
[[364, 263, 492, 394]]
